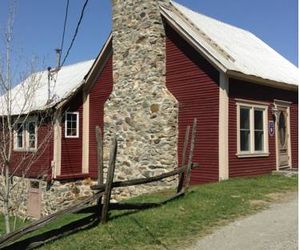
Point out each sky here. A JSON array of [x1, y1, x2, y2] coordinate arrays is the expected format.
[[0, 0, 298, 81]]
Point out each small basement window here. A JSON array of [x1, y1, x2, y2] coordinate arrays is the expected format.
[[236, 101, 269, 157], [65, 112, 79, 138], [30, 180, 40, 189]]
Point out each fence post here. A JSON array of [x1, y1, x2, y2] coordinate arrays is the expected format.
[[96, 126, 104, 216], [101, 135, 117, 224], [177, 125, 190, 193], [184, 118, 197, 191], [96, 126, 104, 186]]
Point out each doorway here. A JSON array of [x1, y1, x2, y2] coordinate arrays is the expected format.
[[275, 101, 292, 170], [27, 180, 41, 219]]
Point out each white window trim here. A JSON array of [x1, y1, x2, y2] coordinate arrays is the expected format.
[[236, 102, 269, 158], [65, 112, 79, 138], [13, 117, 38, 152]]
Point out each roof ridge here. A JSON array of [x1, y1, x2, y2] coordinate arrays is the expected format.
[[35, 58, 95, 76], [168, 1, 235, 63]]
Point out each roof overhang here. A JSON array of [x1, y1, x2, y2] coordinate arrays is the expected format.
[[227, 70, 298, 92], [161, 3, 298, 92]]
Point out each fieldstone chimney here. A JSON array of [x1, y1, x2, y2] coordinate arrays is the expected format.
[[104, 0, 178, 189]]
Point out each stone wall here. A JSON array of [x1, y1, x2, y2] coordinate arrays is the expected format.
[[0, 176, 177, 219], [0, 176, 95, 219], [0, 176, 29, 218], [105, 0, 178, 186]]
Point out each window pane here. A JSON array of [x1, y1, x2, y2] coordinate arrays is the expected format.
[[240, 108, 250, 129], [240, 130, 250, 151], [254, 110, 263, 130], [255, 131, 264, 151], [28, 122, 35, 134], [67, 120, 72, 129], [254, 110, 264, 151], [28, 122, 36, 148], [71, 121, 77, 128], [279, 112, 286, 146], [71, 128, 77, 136], [17, 124, 23, 148]]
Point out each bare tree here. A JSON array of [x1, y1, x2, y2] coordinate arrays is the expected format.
[[0, 2, 56, 234]]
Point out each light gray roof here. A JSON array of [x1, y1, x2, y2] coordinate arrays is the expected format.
[[0, 59, 94, 115], [162, 1, 298, 87]]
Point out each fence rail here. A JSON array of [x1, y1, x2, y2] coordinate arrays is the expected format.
[[0, 118, 198, 249]]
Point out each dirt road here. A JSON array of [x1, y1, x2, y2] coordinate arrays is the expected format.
[[186, 192, 298, 250]]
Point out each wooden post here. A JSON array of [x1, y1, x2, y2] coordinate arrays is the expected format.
[[177, 125, 190, 193], [101, 135, 117, 224], [95, 126, 104, 216], [184, 118, 197, 191], [95, 126, 104, 186]]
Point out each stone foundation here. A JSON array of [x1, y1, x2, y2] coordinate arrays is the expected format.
[[0, 175, 177, 219], [0, 176, 95, 219]]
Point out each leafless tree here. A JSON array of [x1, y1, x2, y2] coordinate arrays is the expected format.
[[0, 2, 56, 234]]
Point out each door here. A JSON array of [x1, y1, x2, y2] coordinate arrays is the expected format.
[[277, 109, 289, 169], [27, 181, 41, 219]]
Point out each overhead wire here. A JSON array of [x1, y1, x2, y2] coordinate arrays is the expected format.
[[59, 0, 70, 62], [60, 0, 89, 67]]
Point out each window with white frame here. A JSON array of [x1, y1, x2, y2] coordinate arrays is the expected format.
[[65, 112, 79, 138], [14, 118, 37, 151], [237, 102, 269, 156]]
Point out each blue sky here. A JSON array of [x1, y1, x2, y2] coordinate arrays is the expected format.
[[0, 0, 298, 78]]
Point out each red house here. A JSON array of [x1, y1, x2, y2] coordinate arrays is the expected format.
[[1, 1, 297, 217]]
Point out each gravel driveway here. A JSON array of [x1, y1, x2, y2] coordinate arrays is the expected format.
[[186, 192, 298, 250]]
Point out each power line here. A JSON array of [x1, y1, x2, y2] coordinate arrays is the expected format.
[[60, 0, 70, 58], [61, 0, 89, 67]]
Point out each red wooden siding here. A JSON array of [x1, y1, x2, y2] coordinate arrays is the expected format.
[[229, 79, 298, 177], [89, 55, 113, 178], [60, 90, 83, 176], [290, 103, 298, 168], [11, 121, 53, 178], [166, 24, 220, 184]]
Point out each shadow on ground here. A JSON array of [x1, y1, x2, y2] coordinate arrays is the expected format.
[[1, 205, 147, 250]]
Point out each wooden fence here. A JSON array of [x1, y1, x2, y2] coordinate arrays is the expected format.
[[0, 118, 198, 249]]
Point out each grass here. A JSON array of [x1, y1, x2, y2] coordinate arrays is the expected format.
[[0, 215, 29, 236], [2, 174, 298, 249]]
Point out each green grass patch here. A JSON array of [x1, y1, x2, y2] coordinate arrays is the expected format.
[[3, 174, 298, 249], [0, 215, 29, 236]]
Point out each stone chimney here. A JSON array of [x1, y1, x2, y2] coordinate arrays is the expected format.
[[104, 0, 178, 190]]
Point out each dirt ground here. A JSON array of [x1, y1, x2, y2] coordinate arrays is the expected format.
[[186, 192, 298, 250]]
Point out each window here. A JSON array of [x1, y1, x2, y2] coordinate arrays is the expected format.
[[14, 118, 37, 151], [28, 121, 37, 149], [237, 101, 269, 157], [16, 123, 24, 149], [254, 110, 264, 151], [65, 112, 79, 138], [240, 108, 250, 151]]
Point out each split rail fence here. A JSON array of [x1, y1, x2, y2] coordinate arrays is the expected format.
[[0, 118, 198, 249]]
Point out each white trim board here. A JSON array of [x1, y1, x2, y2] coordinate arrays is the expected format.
[[218, 72, 229, 180]]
